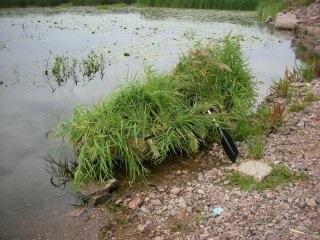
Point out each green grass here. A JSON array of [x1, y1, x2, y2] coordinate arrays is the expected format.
[[247, 135, 265, 159], [229, 165, 309, 191], [298, 63, 316, 82], [289, 101, 307, 112], [55, 35, 256, 185], [304, 92, 319, 102], [256, 0, 285, 20], [136, 0, 261, 10], [257, 0, 316, 20]]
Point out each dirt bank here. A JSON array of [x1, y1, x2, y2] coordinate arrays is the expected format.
[[92, 75, 320, 240]]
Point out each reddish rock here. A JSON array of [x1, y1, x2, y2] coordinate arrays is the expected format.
[[128, 196, 143, 210], [170, 186, 182, 195]]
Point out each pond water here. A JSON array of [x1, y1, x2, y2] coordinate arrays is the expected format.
[[0, 6, 306, 239]]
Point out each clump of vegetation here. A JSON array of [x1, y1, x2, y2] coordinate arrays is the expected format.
[[257, 0, 316, 20], [256, 0, 286, 20], [289, 101, 307, 112], [81, 50, 105, 81], [304, 92, 319, 102], [49, 54, 78, 86], [136, 0, 261, 10], [55, 36, 256, 185], [247, 135, 265, 159], [229, 165, 309, 191], [45, 50, 106, 91], [298, 63, 316, 82]]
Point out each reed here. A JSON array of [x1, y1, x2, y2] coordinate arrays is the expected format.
[[55, 36, 256, 185], [256, 0, 285, 20], [136, 0, 261, 10]]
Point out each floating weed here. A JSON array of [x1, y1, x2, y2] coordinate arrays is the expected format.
[[229, 165, 309, 192], [183, 28, 197, 41]]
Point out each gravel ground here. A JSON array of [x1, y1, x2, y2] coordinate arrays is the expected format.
[[86, 78, 319, 240]]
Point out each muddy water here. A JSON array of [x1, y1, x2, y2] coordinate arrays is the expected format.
[[0, 6, 305, 239]]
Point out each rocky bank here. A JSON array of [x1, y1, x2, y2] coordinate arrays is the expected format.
[[93, 77, 320, 239], [271, 0, 320, 55]]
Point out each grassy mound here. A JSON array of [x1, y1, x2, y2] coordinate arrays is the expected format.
[[56, 36, 256, 185]]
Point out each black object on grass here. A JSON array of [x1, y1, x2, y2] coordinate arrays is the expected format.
[[219, 128, 239, 163]]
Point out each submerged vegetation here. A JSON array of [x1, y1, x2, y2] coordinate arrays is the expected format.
[[55, 36, 257, 185]]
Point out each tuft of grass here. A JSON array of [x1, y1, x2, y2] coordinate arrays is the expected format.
[[229, 165, 309, 192], [247, 135, 265, 159], [256, 0, 285, 20], [289, 101, 307, 112], [136, 0, 261, 10], [55, 35, 256, 185], [304, 92, 319, 102], [298, 63, 316, 82], [257, 0, 315, 21]]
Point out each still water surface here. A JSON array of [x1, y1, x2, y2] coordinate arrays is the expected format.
[[0, 6, 300, 238]]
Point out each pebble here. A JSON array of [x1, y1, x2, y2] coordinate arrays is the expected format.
[[305, 198, 317, 208], [128, 197, 143, 210], [150, 199, 162, 205], [170, 186, 182, 195]]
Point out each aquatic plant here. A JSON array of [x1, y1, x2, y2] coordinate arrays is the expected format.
[[49, 54, 78, 86], [81, 50, 105, 81], [55, 36, 256, 185], [136, 0, 261, 10], [45, 50, 106, 91]]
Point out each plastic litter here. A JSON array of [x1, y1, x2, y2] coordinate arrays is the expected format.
[[212, 207, 223, 217]]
